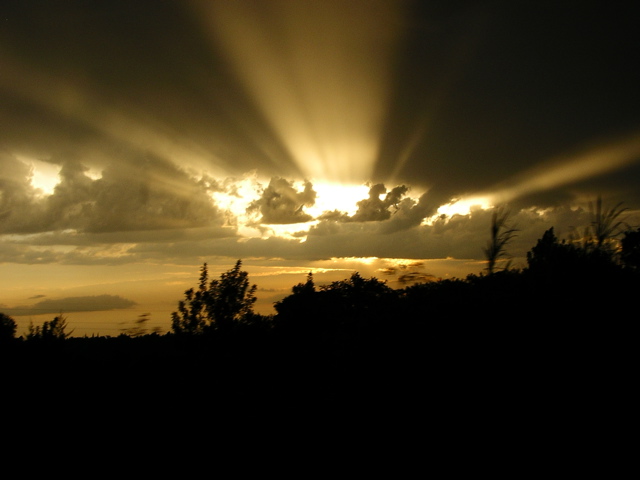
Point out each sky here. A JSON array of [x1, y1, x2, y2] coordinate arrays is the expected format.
[[2, 0, 640, 336]]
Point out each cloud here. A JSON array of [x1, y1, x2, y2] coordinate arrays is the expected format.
[[347, 184, 408, 222], [4, 294, 137, 316], [315, 183, 418, 224], [0, 154, 230, 234], [379, 190, 452, 234], [378, 261, 435, 286], [0, 152, 44, 229], [247, 177, 317, 224]]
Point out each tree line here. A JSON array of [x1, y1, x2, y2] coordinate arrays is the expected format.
[[2, 198, 637, 419], [3, 197, 635, 438], [2, 197, 639, 347]]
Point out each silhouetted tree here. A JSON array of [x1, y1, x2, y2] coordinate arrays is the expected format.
[[171, 260, 257, 335], [526, 227, 576, 275], [171, 263, 209, 335], [0, 312, 17, 344], [294, 272, 316, 296], [273, 272, 316, 331], [523, 223, 636, 324], [206, 260, 257, 332], [569, 196, 628, 260], [275, 271, 398, 358], [483, 207, 518, 275], [589, 196, 628, 252], [526, 226, 620, 278], [620, 227, 640, 270], [25, 313, 72, 341]]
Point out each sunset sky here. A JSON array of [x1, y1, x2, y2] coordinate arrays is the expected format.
[[2, 0, 639, 336]]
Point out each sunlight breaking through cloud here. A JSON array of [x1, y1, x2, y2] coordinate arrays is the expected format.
[[18, 155, 61, 196], [194, 0, 404, 184]]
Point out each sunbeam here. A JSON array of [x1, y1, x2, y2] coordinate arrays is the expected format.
[[193, 0, 404, 184], [442, 132, 640, 214], [486, 133, 640, 205], [0, 50, 225, 177]]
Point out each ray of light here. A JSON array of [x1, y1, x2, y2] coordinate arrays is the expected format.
[[0, 50, 226, 177], [484, 133, 640, 205], [194, 0, 404, 184], [437, 132, 640, 217]]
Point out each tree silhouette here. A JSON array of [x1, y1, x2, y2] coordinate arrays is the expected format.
[[171, 263, 209, 335], [620, 227, 640, 270], [171, 260, 257, 335], [569, 196, 628, 259], [483, 207, 518, 275], [526, 226, 620, 279], [25, 313, 73, 341], [526, 227, 573, 275], [0, 312, 17, 344], [275, 271, 398, 359], [207, 260, 257, 332], [589, 196, 628, 252]]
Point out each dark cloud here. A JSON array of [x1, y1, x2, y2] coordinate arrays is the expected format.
[[373, 2, 640, 205], [0, 152, 43, 226], [5, 294, 136, 316], [247, 177, 316, 224], [347, 184, 408, 222], [0, 0, 300, 179], [379, 190, 448, 234], [379, 261, 435, 286]]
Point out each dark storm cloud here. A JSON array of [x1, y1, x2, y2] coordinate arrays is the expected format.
[[374, 2, 640, 206], [247, 177, 316, 224], [0, 0, 300, 178], [5, 294, 136, 317]]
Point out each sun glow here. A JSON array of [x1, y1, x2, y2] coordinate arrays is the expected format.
[[195, 0, 403, 184], [306, 182, 370, 217], [437, 196, 493, 216], [209, 175, 382, 239], [421, 196, 493, 224], [17, 155, 61, 196]]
